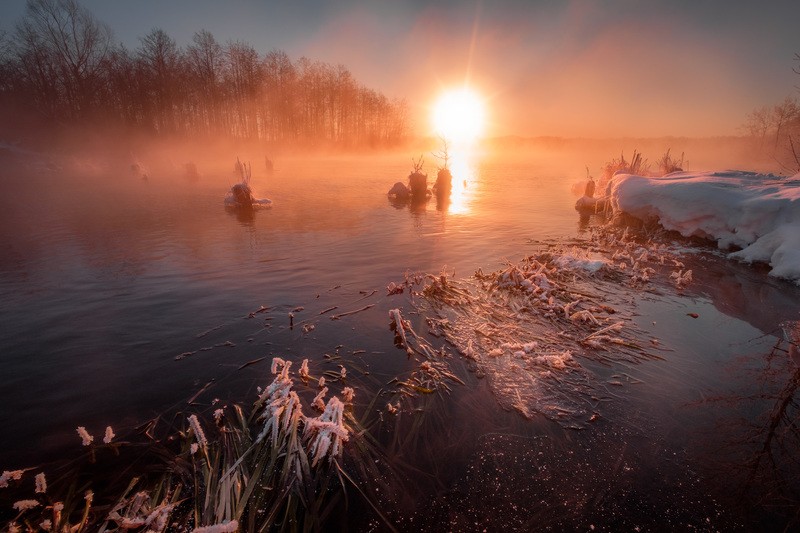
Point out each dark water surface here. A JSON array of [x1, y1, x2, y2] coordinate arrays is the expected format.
[[1, 151, 799, 530]]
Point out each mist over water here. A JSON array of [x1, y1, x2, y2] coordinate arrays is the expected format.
[[1, 140, 798, 529]]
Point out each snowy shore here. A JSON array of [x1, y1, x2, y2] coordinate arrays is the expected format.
[[607, 170, 800, 284]]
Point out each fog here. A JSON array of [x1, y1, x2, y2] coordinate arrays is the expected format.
[[4, 1, 796, 142], [298, 1, 799, 139], [0, 127, 779, 201]]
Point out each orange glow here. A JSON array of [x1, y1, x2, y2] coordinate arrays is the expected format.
[[444, 152, 477, 215], [432, 88, 486, 143]]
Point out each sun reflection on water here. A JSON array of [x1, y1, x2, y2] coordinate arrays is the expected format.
[[445, 151, 478, 215]]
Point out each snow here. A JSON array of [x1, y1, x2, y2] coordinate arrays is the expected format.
[[609, 170, 800, 284]]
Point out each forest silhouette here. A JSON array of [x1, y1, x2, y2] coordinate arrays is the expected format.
[[0, 0, 410, 148]]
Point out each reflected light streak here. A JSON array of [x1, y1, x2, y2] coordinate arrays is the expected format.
[[446, 151, 477, 215]]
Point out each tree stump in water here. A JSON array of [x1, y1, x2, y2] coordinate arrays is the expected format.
[[408, 171, 428, 200], [435, 168, 452, 199]]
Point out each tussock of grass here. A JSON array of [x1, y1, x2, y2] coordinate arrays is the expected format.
[[600, 149, 649, 189], [409, 225, 695, 427], [654, 148, 685, 175], [1, 355, 382, 532]]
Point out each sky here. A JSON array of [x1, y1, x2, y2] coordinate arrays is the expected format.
[[1, 0, 799, 138]]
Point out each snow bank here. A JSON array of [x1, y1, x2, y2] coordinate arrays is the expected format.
[[609, 170, 800, 283]]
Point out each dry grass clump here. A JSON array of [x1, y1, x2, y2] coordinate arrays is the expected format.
[[596, 148, 688, 196], [1, 289, 474, 533], [581, 148, 690, 215], [410, 224, 698, 426], [599, 149, 649, 188], [654, 148, 685, 175], [1, 356, 365, 532]]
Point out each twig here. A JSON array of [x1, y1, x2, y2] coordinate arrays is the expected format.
[[238, 357, 267, 370], [196, 324, 224, 338], [187, 380, 215, 404], [329, 304, 375, 320]]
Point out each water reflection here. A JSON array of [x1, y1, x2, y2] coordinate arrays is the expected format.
[[577, 211, 607, 232], [409, 196, 428, 216], [3, 151, 800, 530], [226, 204, 256, 226], [385, 151, 477, 217], [387, 195, 430, 216], [692, 325, 800, 527], [683, 251, 800, 337], [435, 194, 450, 212], [445, 152, 476, 215]]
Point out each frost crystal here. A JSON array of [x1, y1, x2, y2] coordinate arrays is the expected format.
[[389, 308, 412, 354], [305, 397, 349, 466], [13, 499, 40, 511], [299, 358, 310, 381], [270, 357, 286, 375], [187, 415, 207, 447], [77, 426, 93, 446], [35, 473, 46, 494], [255, 359, 302, 445], [0, 470, 24, 488], [342, 387, 355, 403], [312, 387, 328, 411], [192, 520, 239, 533]]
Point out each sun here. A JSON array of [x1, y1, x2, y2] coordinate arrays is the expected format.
[[432, 87, 486, 144]]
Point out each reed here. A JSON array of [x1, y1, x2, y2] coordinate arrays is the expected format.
[[1, 354, 396, 532]]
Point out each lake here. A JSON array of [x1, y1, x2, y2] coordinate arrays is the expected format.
[[1, 146, 799, 530]]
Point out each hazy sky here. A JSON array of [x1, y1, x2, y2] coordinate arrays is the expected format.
[[2, 0, 799, 138]]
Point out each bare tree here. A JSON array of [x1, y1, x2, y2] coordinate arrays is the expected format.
[[1, 1, 411, 147], [186, 29, 223, 135], [136, 28, 183, 133], [14, 0, 113, 119], [262, 49, 296, 143], [224, 40, 263, 139], [772, 97, 799, 148], [794, 52, 800, 92]]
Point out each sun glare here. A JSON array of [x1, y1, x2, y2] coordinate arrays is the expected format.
[[432, 88, 485, 144]]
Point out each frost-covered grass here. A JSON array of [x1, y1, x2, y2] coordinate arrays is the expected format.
[[408, 227, 690, 427], [0, 326, 464, 533], [0, 356, 366, 532]]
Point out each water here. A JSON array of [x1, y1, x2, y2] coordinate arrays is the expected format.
[[1, 149, 799, 529]]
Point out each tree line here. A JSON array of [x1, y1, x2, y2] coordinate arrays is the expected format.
[[742, 53, 800, 171], [0, 0, 410, 147]]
